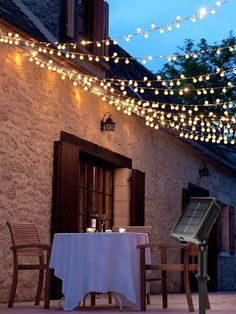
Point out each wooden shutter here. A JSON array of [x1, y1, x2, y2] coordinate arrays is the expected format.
[[52, 141, 79, 233], [229, 206, 235, 254], [130, 169, 145, 226], [104, 1, 109, 56], [66, 0, 75, 38], [76, 0, 87, 40], [91, 0, 109, 56]]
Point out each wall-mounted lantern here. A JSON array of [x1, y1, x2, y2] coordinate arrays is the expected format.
[[100, 112, 116, 132]]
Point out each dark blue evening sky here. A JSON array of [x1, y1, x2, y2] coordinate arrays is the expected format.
[[107, 0, 236, 73]]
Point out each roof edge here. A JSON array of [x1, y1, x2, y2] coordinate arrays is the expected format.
[[183, 138, 236, 175], [165, 128, 236, 175], [12, 0, 57, 43]]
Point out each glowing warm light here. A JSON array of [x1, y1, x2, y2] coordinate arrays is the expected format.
[[15, 54, 22, 66], [199, 7, 207, 17], [2, 28, 234, 67], [0, 30, 235, 146], [1, 0, 227, 50]]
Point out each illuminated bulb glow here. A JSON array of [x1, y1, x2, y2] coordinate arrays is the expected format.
[[2, 32, 235, 145], [199, 7, 207, 17], [2, 29, 234, 68]]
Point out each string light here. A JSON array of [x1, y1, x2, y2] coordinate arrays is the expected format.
[[41, 0, 230, 47], [43, 42, 236, 66], [110, 81, 236, 96], [1, 31, 235, 69], [101, 67, 236, 92], [0, 1, 227, 52], [1, 31, 235, 145]]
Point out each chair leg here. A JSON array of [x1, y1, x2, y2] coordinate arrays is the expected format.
[[35, 269, 44, 305], [146, 291, 150, 305], [108, 291, 113, 304], [44, 268, 51, 309], [161, 270, 168, 308], [139, 248, 146, 311], [8, 267, 18, 308], [183, 270, 194, 312], [82, 295, 86, 307], [205, 284, 210, 309], [90, 292, 96, 306]]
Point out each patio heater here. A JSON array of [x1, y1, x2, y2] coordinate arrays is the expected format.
[[171, 197, 220, 314]]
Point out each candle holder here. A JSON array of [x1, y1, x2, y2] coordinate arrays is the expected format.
[[86, 227, 96, 233], [119, 228, 126, 233]]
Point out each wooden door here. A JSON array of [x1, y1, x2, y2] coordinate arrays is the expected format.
[[51, 141, 80, 299], [52, 141, 80, 234]]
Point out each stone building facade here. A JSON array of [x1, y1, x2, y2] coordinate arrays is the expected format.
[[0, 0, 236, 304]]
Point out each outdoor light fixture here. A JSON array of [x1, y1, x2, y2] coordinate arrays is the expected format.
[[171, 197, 220, 244], [100, 112, 116, 132], [199, 166, 210, 177], [171, 197, 220, 314]]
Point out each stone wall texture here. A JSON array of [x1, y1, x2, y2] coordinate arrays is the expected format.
[[0, 40, 236, 303]]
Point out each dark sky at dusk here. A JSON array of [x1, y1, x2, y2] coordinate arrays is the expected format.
[[107, 0, 236, 73]]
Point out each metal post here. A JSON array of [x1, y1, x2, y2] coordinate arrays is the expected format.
[[197, 243, 208, 314]]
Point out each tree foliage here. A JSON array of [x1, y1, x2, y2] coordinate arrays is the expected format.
[[157, 33, 236, 116]]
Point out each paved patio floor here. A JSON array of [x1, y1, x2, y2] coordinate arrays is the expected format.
[[0, 292, 236, 314]]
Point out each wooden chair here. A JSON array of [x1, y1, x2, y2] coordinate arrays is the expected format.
[[137, 242, 210, 312], [112, 225, 155, 305], [6, 221, 51, 309]]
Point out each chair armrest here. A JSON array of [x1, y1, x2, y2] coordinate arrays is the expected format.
[[137, 242, 188, 250], [11, 244, 51, 251]]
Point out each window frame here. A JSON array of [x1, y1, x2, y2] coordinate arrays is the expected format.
[[78, 155, 114, 231], [60, 0, 109, 57]]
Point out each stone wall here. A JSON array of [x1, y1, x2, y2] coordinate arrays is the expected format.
[[113, 168, 132, 226], [0, 39, 236, 303]]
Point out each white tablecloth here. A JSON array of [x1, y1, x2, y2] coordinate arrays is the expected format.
[[50, 232, 150, 311]]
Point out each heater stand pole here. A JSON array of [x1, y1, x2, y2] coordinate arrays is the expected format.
[[197, 243, 209, 314]]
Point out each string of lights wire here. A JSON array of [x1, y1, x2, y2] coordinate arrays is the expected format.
[[111, 81, 235, 95], [1, 31, 235, 90], [1, 31, 235, 144], [26, 51, 235, 113], [103, 67, 236, 85], [36, 41, 236, 66], [1, 31, 234, 67], [58, 0, 229, 47], [26, 51, 236, 137]]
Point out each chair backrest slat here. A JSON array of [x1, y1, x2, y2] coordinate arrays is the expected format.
[[6, 222, 42, 256]]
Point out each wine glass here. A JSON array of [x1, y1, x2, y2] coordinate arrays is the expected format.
[[100, 214, 106, 232]]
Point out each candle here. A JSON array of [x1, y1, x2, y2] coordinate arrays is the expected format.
[[86, 227, 95, 233], [119, 228, 126, 233]]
